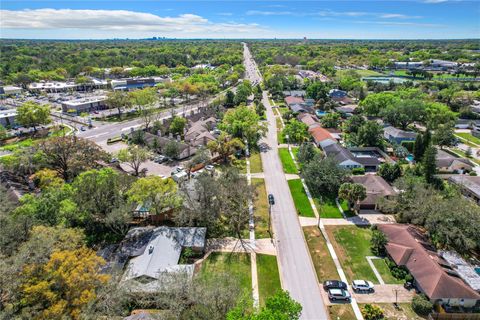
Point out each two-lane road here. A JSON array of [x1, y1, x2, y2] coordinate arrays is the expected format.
[[243, 43, 328, 319]]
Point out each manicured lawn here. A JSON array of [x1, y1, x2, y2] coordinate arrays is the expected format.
[[288, 179, 315, 217], [249, 151, 263, 173], [455, 132, 480, 146], [278, 107, 289, 115], [339, 199, 356, 218], [200, 252, 252, 295], [256, 254, 282, 306], [372, 258, 404, 285], [252, 178, 270, 239], [326, 226, 378, 283], [303, 226, 339, 282], [337, 69, 384, 78], [359, 303, 426, 320], [278, 148, 298, 174], [0, 138, 34, 151], [291, 146, 299, 161], [314, 196, 343, 218], [328, 305, 356, 320], [277, 129, 284, 144]]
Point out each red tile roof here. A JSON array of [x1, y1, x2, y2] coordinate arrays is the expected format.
[[308, 127, 336, 144], [284, 96, 304, 105], [378, 224, 480, 301]]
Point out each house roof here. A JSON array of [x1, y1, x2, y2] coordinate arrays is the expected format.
[[383, 126, 417, 140], [436, 150, 473, 169], [123, 226, 206, 281], [448, 175, 480, 198], [378, 224, 480, 301], [309, 127, 336, 145], [290, 104, 308, 113], [285, 96, 305, 105], [298, 113, 319, 127], [351, 175, 395, 206], [335, 104, 358, 114], [323, 143, 358, 164]]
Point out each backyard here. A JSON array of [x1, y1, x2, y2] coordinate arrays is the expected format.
[[278, 148, 298, 174], [288, 179, 316, 217], [252, 178, 271, 238]]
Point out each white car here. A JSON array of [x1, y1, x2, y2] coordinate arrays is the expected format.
[[352, 280, 375, 293]]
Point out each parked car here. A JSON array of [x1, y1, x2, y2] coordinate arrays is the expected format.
[[328, 288, 351, 302], [154, 155, 167, 163], [323, 280, 347, 291], [80, 126, 86, 131], [171, 167, 184, 176], [352, 280, 374, 293], [205, 164, 215, 172], [268, 194, 275, 205], [109, 157, 119, 164]]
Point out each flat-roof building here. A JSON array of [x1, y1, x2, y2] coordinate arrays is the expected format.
[[61, 96, 107, 114], [0, 109, 17, 127]]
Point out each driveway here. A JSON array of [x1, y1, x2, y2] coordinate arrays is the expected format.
[[353, 284, 414, 303]]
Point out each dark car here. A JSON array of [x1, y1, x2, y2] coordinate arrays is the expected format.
[[323, 280, 347, 291], [268, 194, 275, 205]]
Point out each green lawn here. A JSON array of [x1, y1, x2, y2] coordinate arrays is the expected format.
[[200, 252, 252, 295], [372, 258, 404, 285], [326, 226, 378, 283], [291, 146, 299, 161], [0, 138, 34, 151], [314, 196, 343, 218], [278, 107, 289, 115], [455, 132, 480, 146], [339, 199, 356, 218], [277, 129, 284, 144], [336, 69, 384, 78], [328, 305, 357, 320], [287, 179, 315, 217], [450, 148, 480, 166], [256, 254, 282, 306], [249, 151, 263, 173], [252, 178, 270, 239], [278, 148, 298, 174]]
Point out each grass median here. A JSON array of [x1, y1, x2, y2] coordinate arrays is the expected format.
[[252, 178, 270, 239], [256, 254, 282, 306], [278, 148, 298, 174], [287, 179, 315, 217]]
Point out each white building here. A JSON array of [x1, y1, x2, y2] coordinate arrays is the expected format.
[[0, 86, 23, 96], [0, 109, 17, 127], [61, 95, 107, 113]]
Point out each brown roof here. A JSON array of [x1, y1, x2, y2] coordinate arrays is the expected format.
[[284, 96, 304, 105], [308, 127, 336, 144], [378, 224, 480, 301], [297, 113, 319, 127], [351, 175, 395, 206]]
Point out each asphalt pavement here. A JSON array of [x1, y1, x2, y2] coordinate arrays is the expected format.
[[243, 43, 328, 319]]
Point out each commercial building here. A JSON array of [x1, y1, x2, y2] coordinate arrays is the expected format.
[[61, 96, 107, 114], [0, 109, 17, 127], [111, 77, 170, 91], [0, 86, 23, 96]]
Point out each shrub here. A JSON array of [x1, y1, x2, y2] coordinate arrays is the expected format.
[[352, 167, 365, 175], [361, 304, 384, 320], [412, 294, 433, 316]]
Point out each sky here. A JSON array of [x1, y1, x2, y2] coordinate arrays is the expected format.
[[0, 0, 479, 40]]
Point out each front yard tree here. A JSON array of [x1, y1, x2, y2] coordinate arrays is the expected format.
[[302, 155, 348, 196], [282, 120, 309, 144], [220, 105, 267, 145], [370, 228, 388, 256], [117, 145, 150, 176], [297, 142, 317, 165], [338, 182, 367, 211], [127, 176, 182, 216], [169, 116, 187, 136], [38, 136, 106, 181], [106, 91, 131, 119], [16, 102, 51, 132], [207, 132, 244, 163]]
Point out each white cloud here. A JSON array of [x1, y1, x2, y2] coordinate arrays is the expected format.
[[0, 8, 265, 36], [380, 14, 422, 19], [218, 12, 233, 16], [353, 20, 444, 28]]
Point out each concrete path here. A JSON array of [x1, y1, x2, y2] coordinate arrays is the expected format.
[[299, 217, 319, 227], [366, 256, 385, 285], [207, 238, 277, 255], [285, 173, 300, 180], [250, 172, 265, 179]]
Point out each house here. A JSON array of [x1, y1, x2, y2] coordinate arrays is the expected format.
[[378, 224, 480, 308], [298, 113, 320, 129], [142, 132, 197, 160], [284, 96, 305, 106], [282, 90, 306, 97], [323, 143, 381, 171], [290, 104, 309, 113], [309, 127, 337, 149], [335, 104, 358, 115], [436, 150, 473, 173], [123, 226, 206, 291], [184, 117, 217, 147], [323, 143, 362, 169], [455, 119, 480, 130], [448, 175, 480, 204], [383, 126, 417, 144], [393, 61, 424, 70], [328, 89, 347, 99], [350, 175, 396, 211]]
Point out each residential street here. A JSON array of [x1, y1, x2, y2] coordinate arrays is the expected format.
[[244, 43, 328, 319]]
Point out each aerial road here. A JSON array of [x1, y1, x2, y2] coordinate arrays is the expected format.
[[243, 43, 328, 319]]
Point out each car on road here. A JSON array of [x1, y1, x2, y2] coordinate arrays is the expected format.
[[268, 194, 275, 205], [323, 280, 347, 291], [327, 288, 351, 302], [352, 280, 374, 293], [80, 126, 86, 131]]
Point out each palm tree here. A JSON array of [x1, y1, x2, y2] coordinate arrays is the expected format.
[[207, 132, 244, 163]]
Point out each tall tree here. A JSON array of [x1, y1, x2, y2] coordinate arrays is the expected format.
[[282, 120, 309, 144], [16, 102, 51, 132], [169, 116, 188, 136], [38, 136, 106, 181], [220, 106, 267, 145], [106, 91, 131, 118], [422, 145, 437, 184], [129, 87, 158, 130], [302, 155, 348, 197], [413, 133, 425, 161], [338, 182, 367, 211], [207, 132, 244, 163], [117, 145, 150, 176]]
